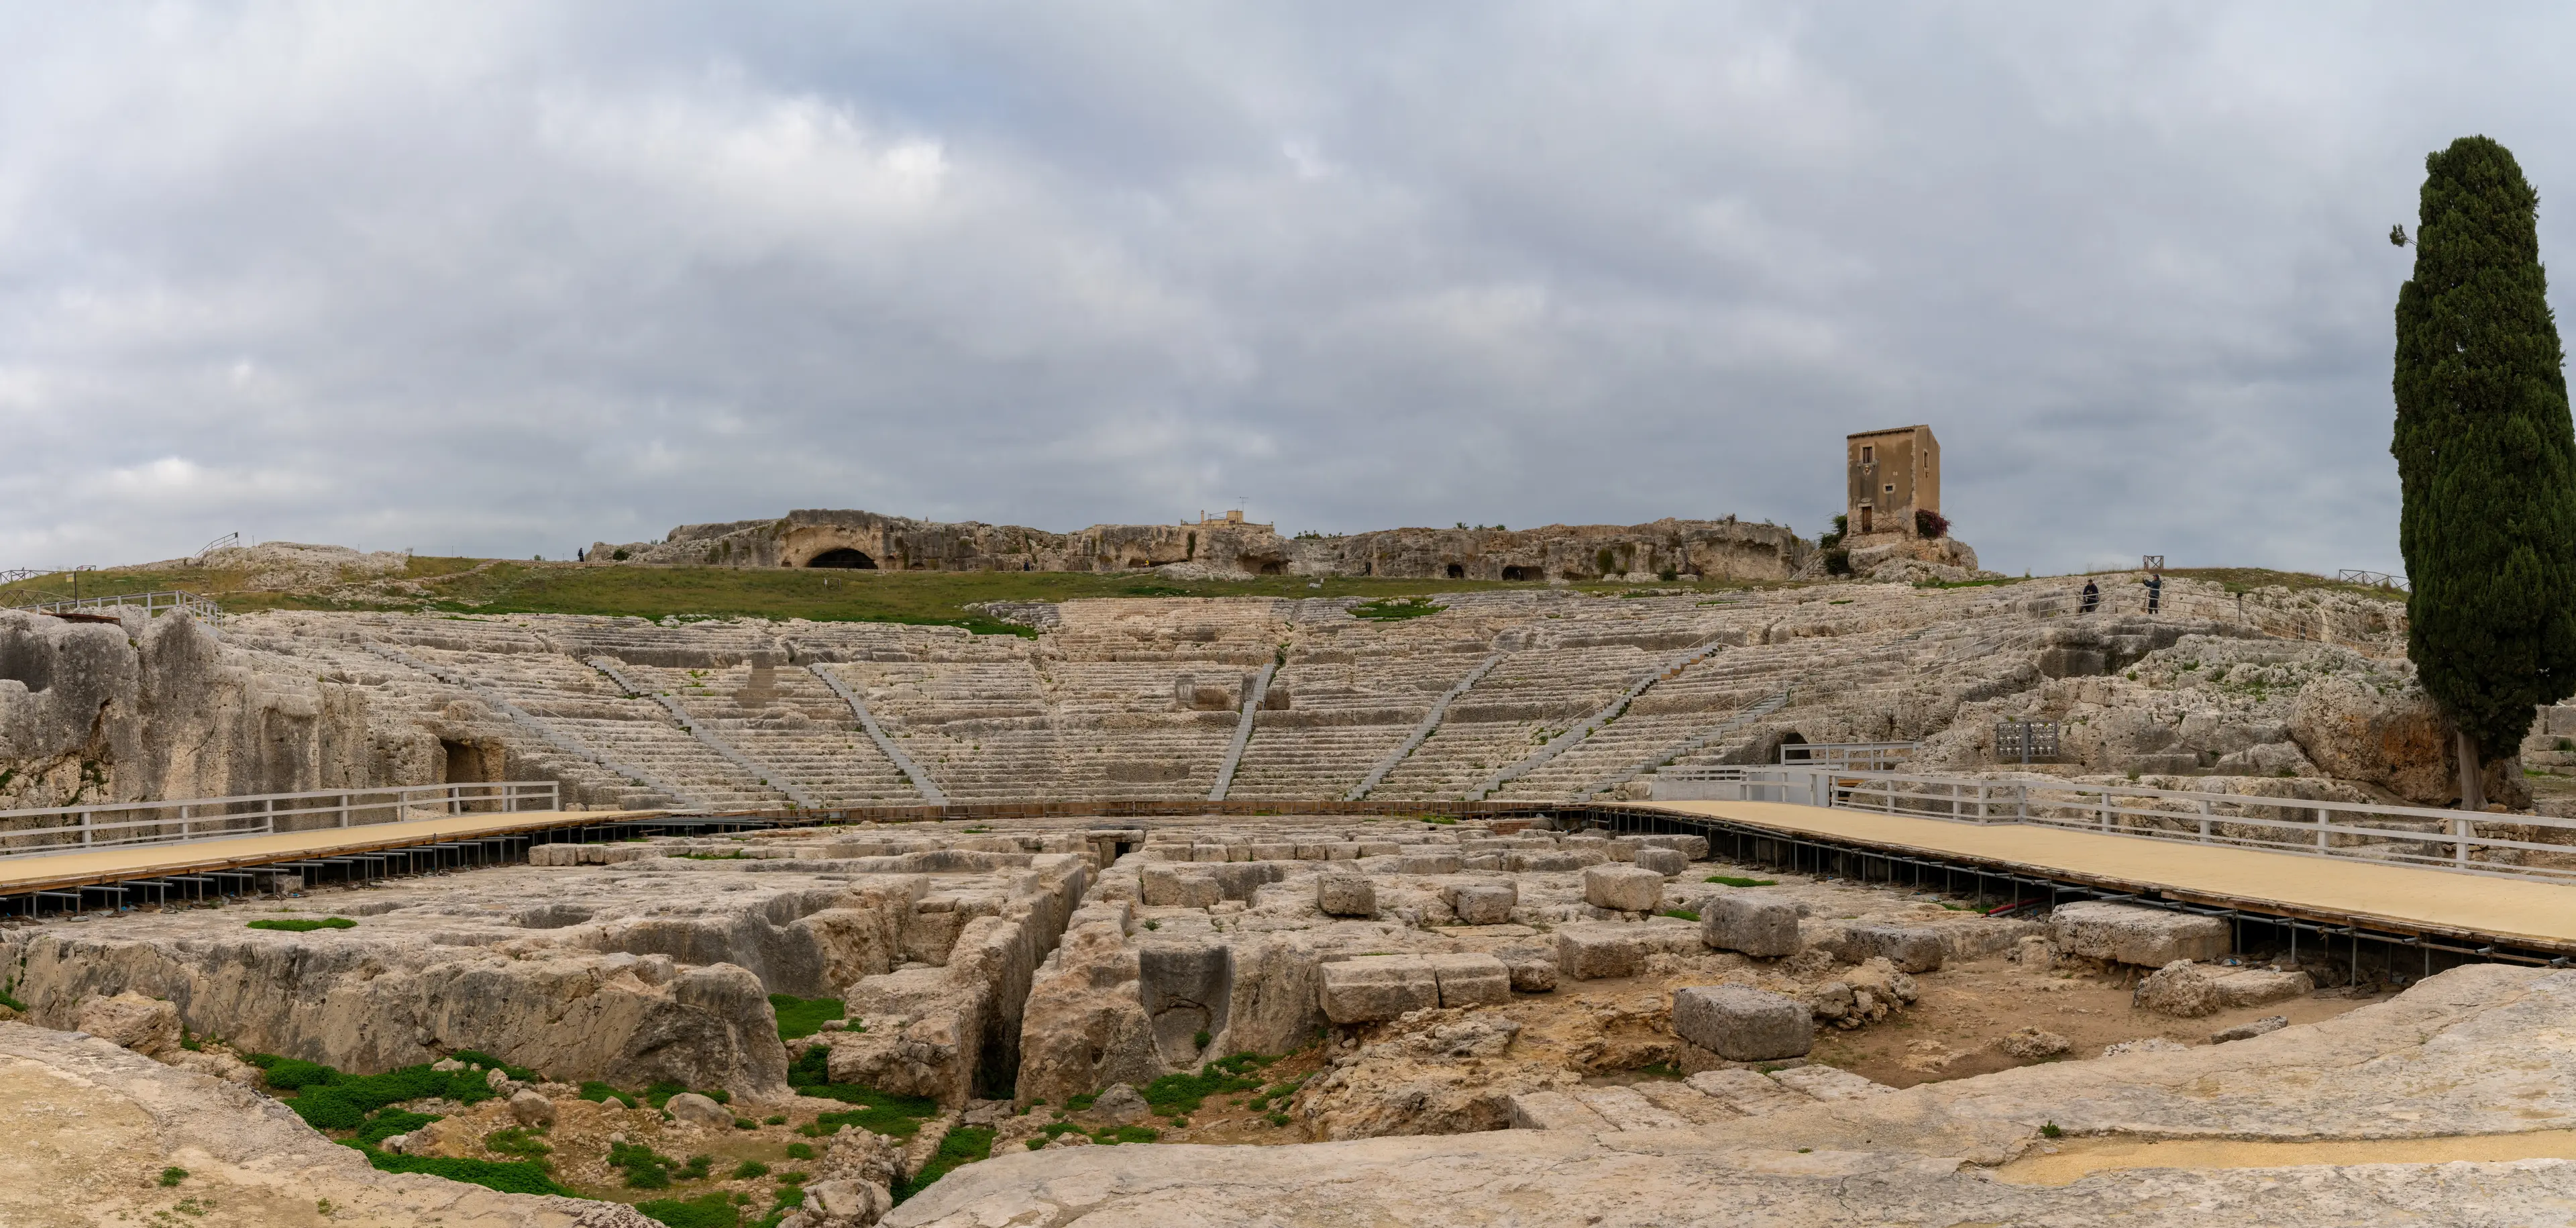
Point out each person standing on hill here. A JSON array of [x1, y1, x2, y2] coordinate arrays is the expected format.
[[2080, 578, 2100, 614], [2145, 569, 2163, 614]]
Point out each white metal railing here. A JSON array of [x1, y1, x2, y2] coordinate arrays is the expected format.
[[0, 780, 559, 859], [8, 589, 221, 623], [1656, 767, 2576, 882], [1780, 741, 1916, 771]]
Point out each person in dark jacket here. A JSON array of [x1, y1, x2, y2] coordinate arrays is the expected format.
[[2144, 569, 2162, 613], [2080, 578, 2100, 613]]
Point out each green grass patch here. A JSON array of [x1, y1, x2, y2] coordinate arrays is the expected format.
[[769, 994, 846, 1041], [633, 1192, 740, 1228], [1349, 596, 1447, 621], [354, 1109, 441, 1146], [341, 1139, 570, 1196], [894, 1125, 995, 1203], [1656, 908, 1700, 922], [580, 1081, 640, 1109], [1141, 1053, 1274, 1115], [1089, 1124, 1161, 1145], [159, 1166, 189, 1187], [1703, 875, 1778, 888], [252, 1056, 509, 1130], [247, 917, 356, 932], [786, 1047, 942, 1139]]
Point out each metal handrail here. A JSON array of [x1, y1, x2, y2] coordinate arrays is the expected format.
[[0, 780, 559, 859], [1780, 741, 1916, 771], [1662, 767, 2576, 882], [7, 589, 221, 623]]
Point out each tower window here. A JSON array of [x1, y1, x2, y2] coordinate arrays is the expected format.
[[1860, 444, 1875, 464]]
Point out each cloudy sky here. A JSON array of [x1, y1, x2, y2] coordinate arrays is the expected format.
[[3, 4, 2569, 576]]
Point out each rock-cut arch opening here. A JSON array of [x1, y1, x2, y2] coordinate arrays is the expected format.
[[1501, 565, 1536, 582], [806, 548, 878, 570], [1445, 564, 1465, 579]]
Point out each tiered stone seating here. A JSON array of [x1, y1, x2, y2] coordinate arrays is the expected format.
[[228, 613, 669, 809], [616, 662, 922, 805], [400, 644, 792, 811], [1226, 648, 1475, 799]]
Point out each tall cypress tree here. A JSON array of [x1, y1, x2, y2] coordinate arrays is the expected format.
[[2392, 135, 2576, 809]]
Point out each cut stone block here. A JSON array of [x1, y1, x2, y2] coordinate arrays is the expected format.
[[1140, 865, 1222, 909], [1191, 843, 1229, 863], [1395, 852, 1464, 874], [1250, 842, 1297, 861], [1507, 1089, 1610, 1131], [1768, 1064, 1894, 1103], [1684, 1068, 1809, 1117], [1630, 834, 1711, 861], [1633, 848, 1689, 876], [1570, 1084, 1689, 1131], [2213, 967, 2312, 1009], [1823, 925, 1946, 973], [2212, 1014, 2290, 1043], [1495, 944, 1559, 992], [1426, 953, 1512, 1007], [1318, 874, 1377, 918], [1630, 1079, 1737, 1123], [1670, 984, 1812, 1062], [1557, 925, 1648, 980], [1319, 956, 1438, 1023], [1446, 881, 1518, 925], [1702, 892, 1803, 958], [1508, 850, 1604, 872], [2049, 901, 2230, 967], [1583, 864, 1666, 911]]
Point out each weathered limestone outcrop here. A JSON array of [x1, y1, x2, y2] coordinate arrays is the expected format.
[[0, 1022, 652, 1227], [0, 607, 430, 812], [1, 846, 1086, 1103], [587, 509, 1811, 581], [892, 965, 2576, 1227]]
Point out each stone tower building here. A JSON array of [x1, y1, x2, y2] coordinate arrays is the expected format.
[[1846, 425, 1940, 538]]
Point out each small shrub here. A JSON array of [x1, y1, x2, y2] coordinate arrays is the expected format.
[[1191, 1029, 1212, 1050], [733, 1117, 756, 1130], [1823, 548, 1853, 576], [731, 1160, 770, 1180], [1089, 1125, 1160, 1145], [159, 1166, 189, 1187], [2041, 1121, 2063, 1139], [247, 917, 356, 932], [355, 1109, 440, 1146], [580, 1081, 639, 1109], [632, 1192, 740, 1228], [763, 1114, 785, 1125], [1142, 919, 1160, 931], [610, 1141, 679, 1188], [1065, 1092, 1097, 1112], [1267, 1112, 1291, 1127], [784, 1143, 814, 1160], [483, 1127, 551, 1159], [1026, 1137, 1047, 1150], [1915, 508, 1949, 539], [1703, 875, 1777, 888]]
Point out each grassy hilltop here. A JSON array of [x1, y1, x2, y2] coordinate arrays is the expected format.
[[0, 558, 2404, 638]]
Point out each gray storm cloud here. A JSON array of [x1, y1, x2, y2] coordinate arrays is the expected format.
[[2, 3, 2565, 574]]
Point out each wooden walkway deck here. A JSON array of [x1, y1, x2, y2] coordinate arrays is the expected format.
[[1632, 799, 2576, 954], [0, 809, 661, 897]]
